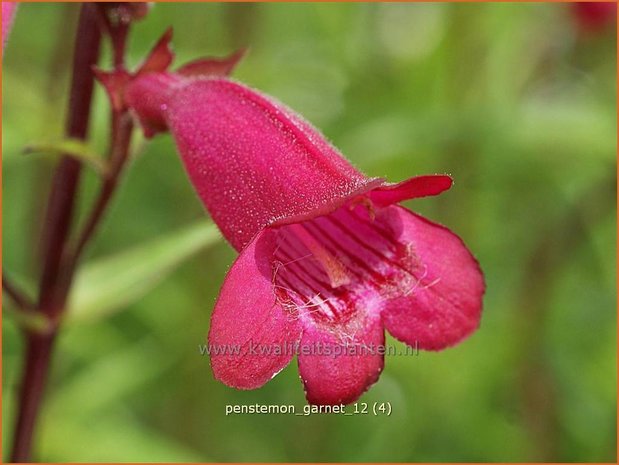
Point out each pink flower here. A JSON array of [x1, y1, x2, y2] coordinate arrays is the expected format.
[[2, 2, 18, 50], [571, 2, 616, 34], [110, 33, 484, 404]]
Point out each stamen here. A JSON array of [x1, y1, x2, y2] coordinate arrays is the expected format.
[[271, 202, 425, 328]]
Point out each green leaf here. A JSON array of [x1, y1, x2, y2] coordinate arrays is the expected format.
[[39, 410, 208, 462], [4, 306, 51, 333], [66, 221, 221, 324], [23, 139, 109, 175], [46, 338, 175, 418]]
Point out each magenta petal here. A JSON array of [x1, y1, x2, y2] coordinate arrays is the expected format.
[[381, 206, 484, 351], [124, 72, 182, 137], [2, 2, 17, 50], [297, 314, 384, 405], [209, 230, 302, 389], [369, 174, 453, 207]]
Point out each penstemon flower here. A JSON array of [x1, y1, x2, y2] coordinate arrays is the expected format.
[[106, 32, 485, 404], [2, 2, 17, 50], [571, 2, 616, 33]]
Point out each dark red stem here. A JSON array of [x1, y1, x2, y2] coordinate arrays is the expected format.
[[63, 112, 134, 280], [10, 3, 143, 459], [37, 4, 101, 319], [10, 5, 101, 462], [9, 333, 56, 463]]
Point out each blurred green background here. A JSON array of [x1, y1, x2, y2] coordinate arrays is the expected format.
[[2, 2, 616, 462]]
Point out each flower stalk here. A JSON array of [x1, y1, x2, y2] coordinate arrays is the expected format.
[[9, 4, 140, 461]]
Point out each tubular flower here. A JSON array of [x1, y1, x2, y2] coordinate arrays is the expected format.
[[2, 2, 17, 50], [571, 2, 616, 33], [108, 33, 485, 404]]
